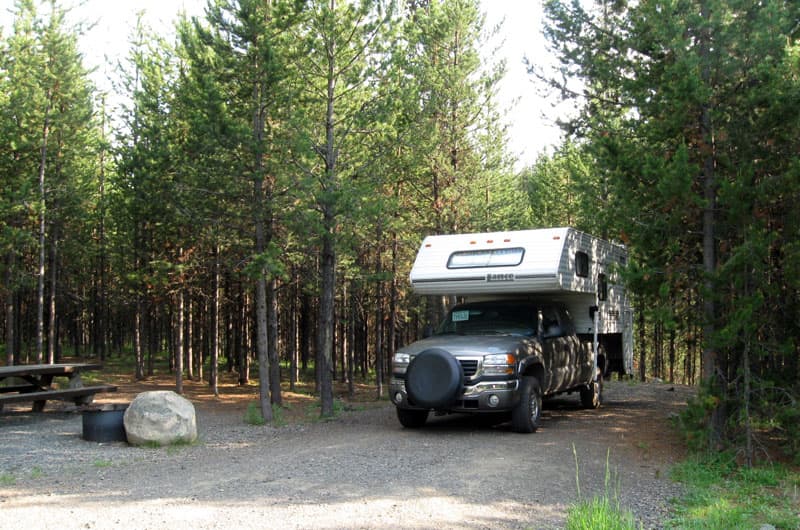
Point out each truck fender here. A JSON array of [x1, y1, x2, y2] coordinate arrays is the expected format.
[[518, 353, 545, 381]]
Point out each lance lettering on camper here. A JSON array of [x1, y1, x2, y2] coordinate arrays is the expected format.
[[486, 273, 515, 282]]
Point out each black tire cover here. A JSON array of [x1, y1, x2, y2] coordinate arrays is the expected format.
[[405, 348, 462, 408]]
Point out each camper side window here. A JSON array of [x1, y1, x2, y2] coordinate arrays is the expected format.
[[575, 251, 589, 278], [598, 273, 608, 301]]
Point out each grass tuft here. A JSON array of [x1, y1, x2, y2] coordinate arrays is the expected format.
[[244, 401, 267, 426], [567, 495, 640, 530], [566, 445, 640, 530], [244, 401, 288, 427]]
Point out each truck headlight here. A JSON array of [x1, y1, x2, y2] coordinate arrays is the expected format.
[[483, 353, 515, 375], [393, 352, 411, 374]]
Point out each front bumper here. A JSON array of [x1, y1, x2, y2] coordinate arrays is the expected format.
[[390, 378, 519, 412]]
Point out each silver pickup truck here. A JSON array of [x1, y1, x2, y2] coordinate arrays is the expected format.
[[389, 299, 604, 433]]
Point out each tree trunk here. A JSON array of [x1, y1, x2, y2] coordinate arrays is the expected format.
[[210, 246, 220, 396], [300, 293, 311, 372], [237, 282, 249, 385], [5, 252, 16, 365], [36, 106, 51, 364], [318, 3, 338, 418], [147, 305, 155, 376], [345, 283, 354, 398], [97, 95, 108, 361], [699, 0, 722, 447], [268, 277, 282, 405], [638, 303, 646, 382], [175, 286, 184, 395], [47, 226, 57, 364], [256, 273, 272, 421], [253, 154, 272, 420], [743, 338, 753, 467], [289, 278, 298, 391], [388, 230, 399, 369], [187, 297, 195, 381], [134, 296, 144, 380], [318, 220, 336, 418], [668, 328, 675, 384], [374, 225, 385, 399]]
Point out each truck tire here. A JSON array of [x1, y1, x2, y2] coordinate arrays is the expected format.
[[580, 368, 603, 409], [396, 408, 429, 428], [405, 348, 462, 409], [511, 376, 542, 433]]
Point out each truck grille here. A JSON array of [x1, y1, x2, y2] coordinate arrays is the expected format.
[[459, 359, 478, 378]]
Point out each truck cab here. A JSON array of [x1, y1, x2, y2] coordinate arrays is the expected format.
[[390, 298, 601, 432]]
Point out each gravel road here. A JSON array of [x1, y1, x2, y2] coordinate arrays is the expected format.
[[0, 380, 691, 530]]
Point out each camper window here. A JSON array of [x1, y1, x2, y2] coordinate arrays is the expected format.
[[575, 251, 589, 277], [598, 273, 608, 301], [447, 248, 524, 269]]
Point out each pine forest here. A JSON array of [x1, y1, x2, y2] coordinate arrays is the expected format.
[[2, 0, 799, 458]]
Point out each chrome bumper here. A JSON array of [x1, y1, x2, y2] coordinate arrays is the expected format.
[[390, 378, 519, 411]]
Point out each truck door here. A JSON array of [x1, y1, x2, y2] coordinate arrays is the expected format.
[[541, 306, 569, 393], [558, 306, 586, 388]]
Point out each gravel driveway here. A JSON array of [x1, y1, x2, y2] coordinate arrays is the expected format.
[[0, 380, 691, 530]]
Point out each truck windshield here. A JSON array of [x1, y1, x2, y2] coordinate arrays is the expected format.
[[437, 303, 537, 336]]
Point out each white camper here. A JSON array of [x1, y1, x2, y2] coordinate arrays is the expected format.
[[409, 227, 634, 375]]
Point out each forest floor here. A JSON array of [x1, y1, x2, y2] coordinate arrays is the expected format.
[[0, 368, 695, 529]]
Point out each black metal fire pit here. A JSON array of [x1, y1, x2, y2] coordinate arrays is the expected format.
[[82, 404, 128, 442]]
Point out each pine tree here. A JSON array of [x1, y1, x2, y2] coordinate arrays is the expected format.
[[541, 0, 800, 451], [287, 0, 396, 417], [113, 15, 179, 379], [1, 0, 97, 364]]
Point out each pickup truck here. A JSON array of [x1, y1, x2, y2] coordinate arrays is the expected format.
[[389, 299, 604, 433]]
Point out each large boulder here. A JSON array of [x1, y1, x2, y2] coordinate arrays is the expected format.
[[123, 391, 198, 446]]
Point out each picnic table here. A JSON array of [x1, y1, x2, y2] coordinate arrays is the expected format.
[[0, 363, 117, 412]]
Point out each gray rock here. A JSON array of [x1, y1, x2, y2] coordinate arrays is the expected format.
[[123, 390, 197, 446]]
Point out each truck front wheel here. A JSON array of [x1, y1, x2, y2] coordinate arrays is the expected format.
[[397, 408, 429, 428], [511, 376, 542, 433]]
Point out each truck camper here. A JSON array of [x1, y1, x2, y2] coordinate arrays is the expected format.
[[390, 227, 633, 432]]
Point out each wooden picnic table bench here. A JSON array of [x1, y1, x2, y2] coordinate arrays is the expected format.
[[0, 363, 117, 412]]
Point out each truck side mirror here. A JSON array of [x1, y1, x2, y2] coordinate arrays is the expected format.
[[589, 305, 599, 320]]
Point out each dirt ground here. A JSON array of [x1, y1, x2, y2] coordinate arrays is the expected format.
[[1, 368, 697, 530], [86, 367, 390, 425], [91, 369, 691, 462]]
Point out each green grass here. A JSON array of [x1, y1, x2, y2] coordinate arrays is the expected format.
[[305, 398, 346, 421], [0, 473, 15, 486], [166, 440, 196, 455], [667, 454, 800, 529], [93, 459, 113, 468], [566, 445, 640, 530], [137, 437, 198, 450], [30, 466, 43, 479], [244, 401, 288, 427], [567, 495, 640, 530], [244, 401, 267, 426]]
